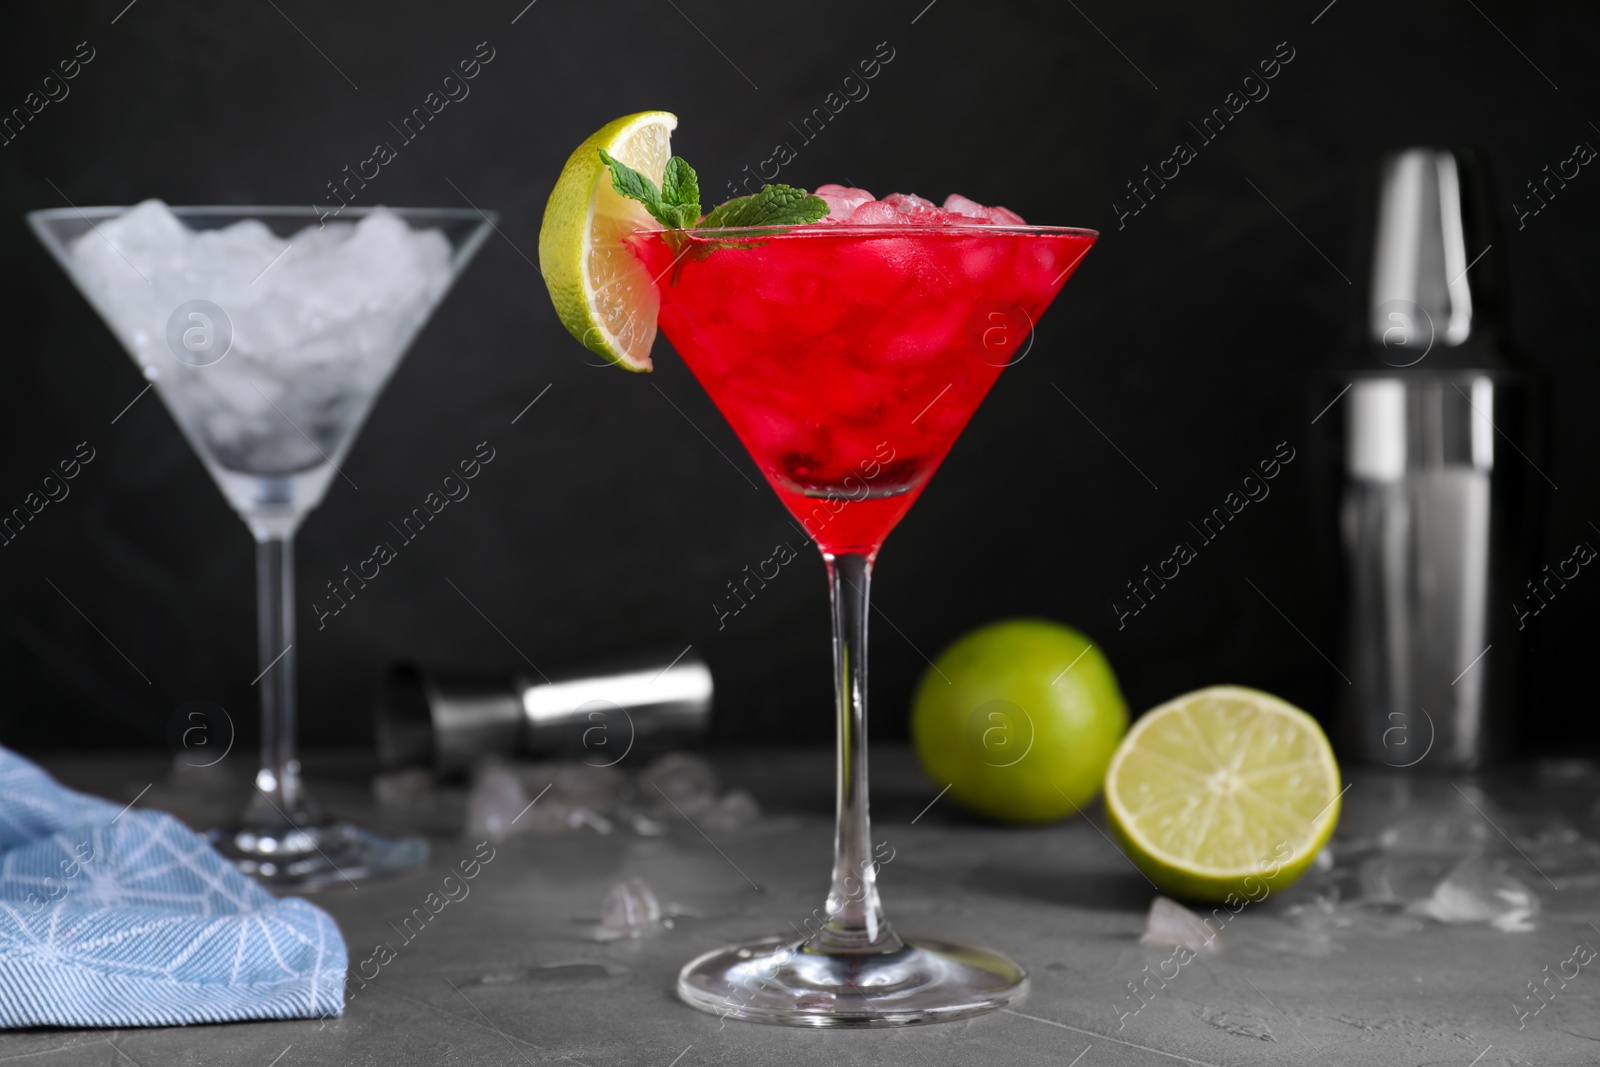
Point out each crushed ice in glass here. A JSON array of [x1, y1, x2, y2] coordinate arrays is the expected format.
[[64, 199, 454, 494]]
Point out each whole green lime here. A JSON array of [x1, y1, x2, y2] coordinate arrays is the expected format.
[[911, 619, 1128, 823]]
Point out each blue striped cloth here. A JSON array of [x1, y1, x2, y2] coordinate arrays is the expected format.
[[0, 747, 346, 1027]]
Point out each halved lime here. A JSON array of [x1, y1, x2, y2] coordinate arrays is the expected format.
[[1104, 685, 1341, 903], [538, 111, 676, 371]]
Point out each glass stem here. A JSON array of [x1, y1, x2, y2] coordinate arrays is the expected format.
[[251, 530, 310, 821], [816, 551, 903, 955]]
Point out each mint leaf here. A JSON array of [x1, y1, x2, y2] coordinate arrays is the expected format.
[[701, 184, 830, 229], [660, 156, 700, 213], [598, 147, 678, 228], [597, 149, 828, 234], [597, 148, 828, 282]]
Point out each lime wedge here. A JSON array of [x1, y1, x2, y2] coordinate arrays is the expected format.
[[538, 111, 676, 371], [1104, 685, 1341, 903]]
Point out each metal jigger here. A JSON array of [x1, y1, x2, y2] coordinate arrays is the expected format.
[[377, 651, 713, 775], [1329, 148, 1538, 770]]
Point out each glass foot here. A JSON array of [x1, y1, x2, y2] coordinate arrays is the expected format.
[[209, 818, 427, 891], [677, 935, 1028, 1027]]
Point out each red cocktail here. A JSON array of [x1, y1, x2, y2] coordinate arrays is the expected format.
[[631, 224, 1095, 553], [631, 201, 1096, 1026]]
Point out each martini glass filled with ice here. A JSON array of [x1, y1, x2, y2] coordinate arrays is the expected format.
[[29, 202, 494, 889]]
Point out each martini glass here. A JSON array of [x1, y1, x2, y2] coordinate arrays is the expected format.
[[630, 221, 1096, 1025], [29, 203, 495, 889]]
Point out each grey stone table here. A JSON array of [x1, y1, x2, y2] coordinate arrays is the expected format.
[[7, 748, 1600, 1067]]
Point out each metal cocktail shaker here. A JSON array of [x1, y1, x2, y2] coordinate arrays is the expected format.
[[1330, 148, 1538, 770]]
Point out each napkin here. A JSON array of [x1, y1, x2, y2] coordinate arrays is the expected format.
[[0, 747, 346, 1027]]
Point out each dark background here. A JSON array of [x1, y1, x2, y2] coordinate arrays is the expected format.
[[0, 0, 1595, 755]]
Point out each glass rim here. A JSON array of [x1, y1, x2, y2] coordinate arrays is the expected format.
[[25, 204, 499, 225], [632, 223, 1099, 239]]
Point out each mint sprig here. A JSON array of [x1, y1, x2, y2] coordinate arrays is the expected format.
[[660, 156, 700, 224], [597, 148, 828, 246], [702, 183, 830, 229]]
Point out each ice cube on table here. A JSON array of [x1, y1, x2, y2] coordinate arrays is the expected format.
[[699, 788, 761, 831], [465, 765, 530, 843], [597, 877, 664, 941], [372, 767, 437, 810], [1141, 895, 1222, 953], [1409, 855, 1539, 932], [517, 799, 613, 836], [641, 753, 719, 815]]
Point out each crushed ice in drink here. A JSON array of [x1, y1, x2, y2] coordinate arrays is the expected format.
[[883, 192, 940, 217], [942, 193, 989, 218], [1141, 896, 1222, 953], [64, 200, 454, 511], [813, 183, 875, 217], [809, 185, 1028, 226]]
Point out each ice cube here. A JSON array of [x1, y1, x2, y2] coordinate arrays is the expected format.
[[1141, 895, 1222, 953], [814, 184, 875, 218], [372, 767, 437, 810], [846, 201, 904, 226], [984, 204, 1028, 225], [700, 788, 761, 831], [596, 877, 663, 940], [465, 764, 530, 843], [503, 761, 622, 835], [641, 753, 719, 815], [103, 198, 189, 256], [884, 193, 940, 217], [517, 800, 613, 836], [1357, 854, 1459, 904], [1409, 855, 1539, 932], [942, 193, 991, 219], [545, 762, 624, 808]]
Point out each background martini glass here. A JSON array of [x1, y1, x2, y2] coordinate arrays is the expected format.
[[631, 221, 1096, 1025], [29, 203, 494, 889]]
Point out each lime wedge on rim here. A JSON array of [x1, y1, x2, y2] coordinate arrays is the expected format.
[[1104, 685, 1341, 903], [538, 110, 676, 371]]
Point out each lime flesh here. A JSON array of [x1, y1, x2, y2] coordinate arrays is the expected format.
[[538, 111, 675, 370], [1104, 685, 1341, 904]]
